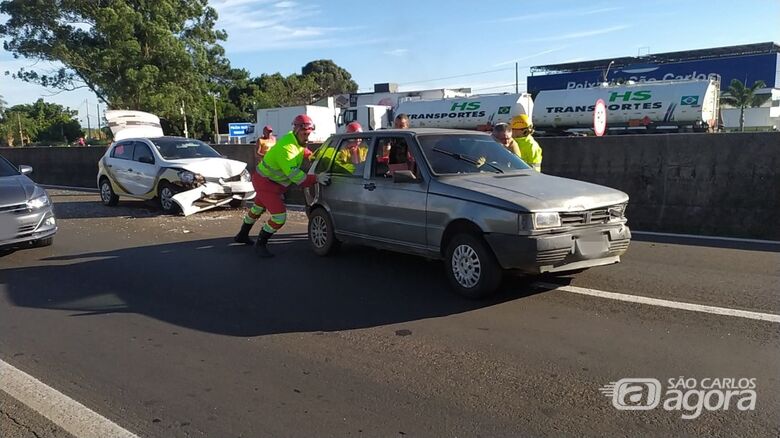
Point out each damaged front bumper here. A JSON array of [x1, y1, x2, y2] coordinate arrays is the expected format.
[[172, 180, 255, 216]]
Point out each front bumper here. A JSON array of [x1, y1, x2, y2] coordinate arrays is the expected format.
[[172, 181, 255, 216], [0, 207, 58, 249], [484, 224, 631, 274]]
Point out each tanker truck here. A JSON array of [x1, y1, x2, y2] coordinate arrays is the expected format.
[[533, 79, 719, 134], [389, 93, 533, 131]]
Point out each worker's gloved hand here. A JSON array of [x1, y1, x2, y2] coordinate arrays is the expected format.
[[316, 173, 331, 185]]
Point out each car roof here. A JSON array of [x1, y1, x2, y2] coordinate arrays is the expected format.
[[112, 136, 190, 143], [337, 128, 491, 136]]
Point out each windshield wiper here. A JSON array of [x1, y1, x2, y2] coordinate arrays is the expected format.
[[432, 147, 504, 174]]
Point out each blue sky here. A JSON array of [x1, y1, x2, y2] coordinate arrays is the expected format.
[[2, 0, 779, 128]]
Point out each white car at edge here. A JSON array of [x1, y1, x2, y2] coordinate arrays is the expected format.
[[97, 110, 255, 215]]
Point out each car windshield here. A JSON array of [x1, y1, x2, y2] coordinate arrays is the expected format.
[[417, 134, 531, 175], [0, 156, 20, 177], [151, 138, 222, 160]]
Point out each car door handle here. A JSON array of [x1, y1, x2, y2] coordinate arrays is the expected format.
[[127, 168, 133, 172], [363, 182, 376, 191]]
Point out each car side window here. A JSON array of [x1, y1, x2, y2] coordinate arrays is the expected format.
[[331, 137, 370, 177], [372, 137, 418, 179], [111, 142, 135, 160], [132, 142, 155, 164], [313, 139, 336, 173]]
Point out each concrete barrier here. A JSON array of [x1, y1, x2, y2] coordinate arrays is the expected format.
[[539, 132, 780, 240], [2, 132, 778, 239]]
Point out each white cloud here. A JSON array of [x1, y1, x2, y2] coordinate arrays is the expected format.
[[490, 6, 624, 23], [492, 46, 569, 67], [384, 49, 408, 57], [524, 25, 632, 43], [211, 0, 385, 52]]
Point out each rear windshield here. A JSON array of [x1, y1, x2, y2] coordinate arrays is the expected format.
[[150, 138, 221, 160], [0, 156, 20, 177], [417, 134, 531, 175]]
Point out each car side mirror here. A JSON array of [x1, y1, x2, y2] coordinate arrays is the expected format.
[[393, 170, 417, 183], [139, 156, 154, 164], [19, 165, 33, 175]]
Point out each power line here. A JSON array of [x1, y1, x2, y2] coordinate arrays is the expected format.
[[472, 83, 524, 92], [397, 67, 515, 86]]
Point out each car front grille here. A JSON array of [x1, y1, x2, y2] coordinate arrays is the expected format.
[[609, 239, 631, 253], [535, 247, 571, 264], [17, 224, 36, 236], [0, 203, 28, 214], [559, 206, 615, 226]]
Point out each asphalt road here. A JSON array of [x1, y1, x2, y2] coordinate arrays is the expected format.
[[1, 191, 779, 437]]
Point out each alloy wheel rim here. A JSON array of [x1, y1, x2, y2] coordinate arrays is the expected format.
[[451, 244, 481, 288], [161, 188, 173, 210], [311, 215, 327, 248], [101, 183, 111, 203]]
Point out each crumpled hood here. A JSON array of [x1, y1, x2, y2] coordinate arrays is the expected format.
[[165, 158, 247, 179], [106, 110, 164, 141], [0, 175, 37, 206], [440, 171, 628, 211]]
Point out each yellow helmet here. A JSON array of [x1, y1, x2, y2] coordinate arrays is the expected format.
[[511, 114, 532, 130]]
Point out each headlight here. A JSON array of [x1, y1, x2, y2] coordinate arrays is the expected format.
[[533, 212, 561, 228], [178, 171, 196, 184], [609, 203, 627, 219], [240, 169, 251, 182], [518, 212, 561, 231], [27, 194, 51, 210]]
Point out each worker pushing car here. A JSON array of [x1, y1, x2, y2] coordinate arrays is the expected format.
[[234, 114, 330, 257], [511, 114, 543, 172]]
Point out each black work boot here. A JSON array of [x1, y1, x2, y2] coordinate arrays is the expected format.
[[234, 222, 255, 245], [254, 229, 275, 258]]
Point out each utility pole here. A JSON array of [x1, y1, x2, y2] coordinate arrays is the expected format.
[[85, 99, 91, 141], [213, 94, 219, 143], [181, 101, 189, 138], [515, 62, 519, 94], [96, 103, 101, 140], [17, 113, 24, 147]]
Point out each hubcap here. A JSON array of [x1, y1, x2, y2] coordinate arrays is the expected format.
[[310, 215, 328, 248], [160, 188, 174, 210], [101, 182, 112, 203], [451, 244, 481, 288]]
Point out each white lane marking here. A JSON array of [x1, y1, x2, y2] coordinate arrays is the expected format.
[[633, 230, 780, 245], [0, 359, 139, 438], [536, 282, 780, 323], [42, 185, 100, 193]]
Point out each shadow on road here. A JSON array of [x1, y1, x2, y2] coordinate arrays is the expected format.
[[52, 199, 163, 219], [1, 234, 548, 336], [632, 232, 780, 253]]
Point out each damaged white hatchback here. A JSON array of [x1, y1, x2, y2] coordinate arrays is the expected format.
[[97, 111, 255, 215]]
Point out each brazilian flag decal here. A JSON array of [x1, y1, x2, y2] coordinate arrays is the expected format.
[[498, 106, 511, 114], [680, 96, 699, 106]]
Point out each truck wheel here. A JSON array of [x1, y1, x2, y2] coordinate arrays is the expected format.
[[444, 233, 502, 299], [308, 208, 339, 256], [99, 178, 119, 206], [158, 182, 180, 214]]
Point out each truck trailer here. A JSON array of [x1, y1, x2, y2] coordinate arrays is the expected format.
[[391, 93, 534, 131], [532, 79, 720, 134], [250, 104, 336, 143]]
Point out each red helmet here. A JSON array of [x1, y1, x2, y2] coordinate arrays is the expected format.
[[292, 114, 315, 131], [346, 121, 363, 133]]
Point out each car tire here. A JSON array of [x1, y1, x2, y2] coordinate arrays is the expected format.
[[308, 208, 339, 256], [99, 178, 119, 206], [158, 182, 180, 214], [33, 236, 54, 248], [444, 233, 502, 299]]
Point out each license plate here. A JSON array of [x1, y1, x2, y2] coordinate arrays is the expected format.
[[575, 233, 606, 256]]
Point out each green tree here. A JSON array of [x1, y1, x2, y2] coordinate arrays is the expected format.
[[0, 0, 234, 138], [721, 79, 771, 132], [0, 110, 38, 146], [301, 59, 358, 100], [10, 99, 83, 143]]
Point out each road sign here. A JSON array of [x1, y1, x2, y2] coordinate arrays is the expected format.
[[593, 99, 607, 137], [228, 122, 253, 138]]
